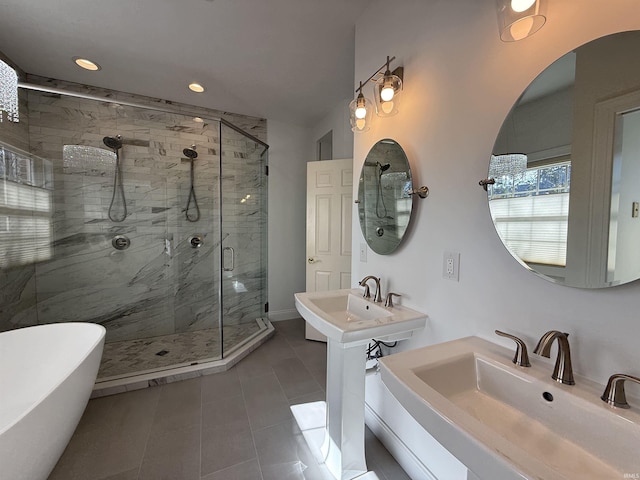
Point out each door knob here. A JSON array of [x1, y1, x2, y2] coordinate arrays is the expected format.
[[308, 257, 317, 264]]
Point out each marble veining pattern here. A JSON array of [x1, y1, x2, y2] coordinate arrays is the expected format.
[[0, 76, 268, 379]]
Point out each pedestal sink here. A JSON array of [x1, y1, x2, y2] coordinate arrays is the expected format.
[[292, 288, 426, 480]]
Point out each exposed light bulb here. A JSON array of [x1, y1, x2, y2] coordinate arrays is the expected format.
[[380, 85, 395, 102], [511, 0, 535, 12], [510, 16, 535, 40]]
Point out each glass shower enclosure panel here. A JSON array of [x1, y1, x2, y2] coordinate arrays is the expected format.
[[219, 122, 268, 356]]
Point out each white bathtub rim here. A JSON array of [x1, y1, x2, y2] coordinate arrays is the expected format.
[[0, 322, 106, 436]]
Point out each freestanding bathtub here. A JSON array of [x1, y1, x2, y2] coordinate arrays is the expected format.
[[0, 322, 105, 480]]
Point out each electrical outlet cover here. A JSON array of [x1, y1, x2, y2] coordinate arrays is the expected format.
[[443, 251, 460, 281]]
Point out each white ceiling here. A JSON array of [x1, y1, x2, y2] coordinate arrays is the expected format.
[[0, 0, 370, 126]]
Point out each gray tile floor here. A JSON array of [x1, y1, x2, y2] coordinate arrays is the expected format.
[[49, 318, 411, 480]]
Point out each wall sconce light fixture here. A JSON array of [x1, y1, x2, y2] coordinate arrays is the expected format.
[[350, 56, 404, 133], [496, 0, 547, 42], [0, 59, 19, 123], [374, 56, 403, 117], [349, 81, 373, 132]]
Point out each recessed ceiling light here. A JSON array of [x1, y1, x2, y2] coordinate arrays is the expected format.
[[193, 117, 204, 123], [73, 57, 101, 71], [188, 83, 205, 93]]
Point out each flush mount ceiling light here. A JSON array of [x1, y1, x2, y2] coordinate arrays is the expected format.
[[0, 59, 19, 123], [349, 81, 373, 133], [349, 56, 404, 133], [188, 83, 205, 93], [73, 57, 101, 71], [496, 0, 547, 41]]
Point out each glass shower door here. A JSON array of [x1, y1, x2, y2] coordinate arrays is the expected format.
[[219, 122, 268, 356]]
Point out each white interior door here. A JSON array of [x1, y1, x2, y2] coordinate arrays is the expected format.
[[305, 159, 353, 341]]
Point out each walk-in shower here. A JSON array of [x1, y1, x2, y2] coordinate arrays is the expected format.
[[0, 79, 271, 387]]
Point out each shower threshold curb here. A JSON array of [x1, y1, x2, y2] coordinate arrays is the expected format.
[[91, 319, 275, 398]]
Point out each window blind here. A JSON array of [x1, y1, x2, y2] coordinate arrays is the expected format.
[[491, 192, 569, 266]]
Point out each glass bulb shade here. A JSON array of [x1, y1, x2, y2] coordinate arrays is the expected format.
[[381, 101, 395, 115], [380, 76, 395, 101], [496, 0, 546, 42], [374, 74, 402, 117], [349, 94, 372, 133]]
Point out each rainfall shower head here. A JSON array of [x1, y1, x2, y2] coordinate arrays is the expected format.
[[378, 162, 391, 172], [183, 145, 198, 159], [103, 135, 123, 150]]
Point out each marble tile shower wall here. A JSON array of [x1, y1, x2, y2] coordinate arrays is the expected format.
[[0, 77, 267, 344]]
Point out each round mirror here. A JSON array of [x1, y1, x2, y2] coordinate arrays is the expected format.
[[488, 30, 640, 288], [358, 139, 413, 254]]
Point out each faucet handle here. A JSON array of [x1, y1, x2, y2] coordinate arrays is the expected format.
[[601, 373, 640, 409], [358, 281, 371, 298], [384, 292, 401, 307], [495, 330, 531, 367]]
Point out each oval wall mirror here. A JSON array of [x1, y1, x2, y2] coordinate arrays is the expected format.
[[487, 30, 640, 288], [358, 139, 414, 255]]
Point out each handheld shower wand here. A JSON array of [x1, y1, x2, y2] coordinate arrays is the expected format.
[[103, 135, 127, 222], [183, 145, 200, 222]]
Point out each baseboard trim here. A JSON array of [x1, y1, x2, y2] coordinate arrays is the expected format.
[[269, 309, 301, 321], [364, 401, 439, 480]]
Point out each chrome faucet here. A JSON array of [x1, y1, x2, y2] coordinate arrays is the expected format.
[[359, 275, 382, 302], [533, 330, 575, 385], [601, 373, 640, 409]]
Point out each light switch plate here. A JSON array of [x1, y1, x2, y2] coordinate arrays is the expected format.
[[360, 242, 367, 263]]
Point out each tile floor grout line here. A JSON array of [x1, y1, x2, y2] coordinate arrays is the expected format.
[[237, 366, 266, 480], [134, 386, 162, 480], [199, 383, 204, 480]]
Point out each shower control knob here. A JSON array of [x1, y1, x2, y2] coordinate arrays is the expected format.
[[112, 235, 131, 250], [189, 235, 204, 248]]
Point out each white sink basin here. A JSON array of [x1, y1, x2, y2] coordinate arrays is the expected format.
[[380, 336, 640, 480], [294, 288, 426, 345]]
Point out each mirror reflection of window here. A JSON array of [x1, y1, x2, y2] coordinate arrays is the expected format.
[[489, 159, 570, 267], [488, 31, 640, 288]]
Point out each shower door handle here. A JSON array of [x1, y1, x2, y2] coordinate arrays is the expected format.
[[223, 246, 235, 271]]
